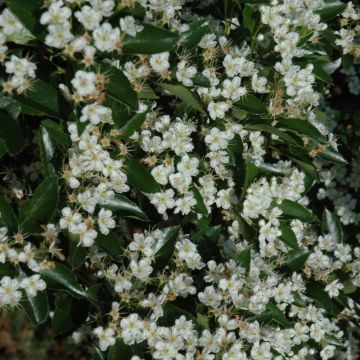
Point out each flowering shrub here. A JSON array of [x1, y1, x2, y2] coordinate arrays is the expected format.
[[0, 0, 360, 359]]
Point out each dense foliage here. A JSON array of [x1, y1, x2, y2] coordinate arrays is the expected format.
[[0, 0, 360, 359]]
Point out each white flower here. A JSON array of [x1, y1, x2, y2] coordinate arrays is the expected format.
[[80, 104, 112, 125], [0, 276, 22, 306], [74, 5, 102, 31], [149, 52, 170, 73], [93, 23, 120, 52], [149, 189, 176, 215], [71, 70, 97, 97], [251, 342, 273, 360], [130, 258, 153, 280], [5, 55, 37, 79], [40, 1, 72, 25], [222, 76, 247, 101], [252, 73, 269, 93], [45, 22, 74, 49], [98, 208, 116, 235], [93, 326, 116, 351], [176, 61, 197, 87], [0, 9, 24, 35], [208, 101, 230, 120], [20, 275, 46, 297], [120, 314, 145, 345], [59, 207, 82, 233], [320, 345, 336, 360], [325, 279, 343, 298], [120, 16, 143, 37]]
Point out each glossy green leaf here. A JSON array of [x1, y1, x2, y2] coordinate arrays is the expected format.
[[101, 63, 138, 111], [39, 126, 56, 176], [108, 339, 145, 360], [16, 79, 60, 118], [0, 96, 21, 119], [192, 73, 211, 87], [118, 112, 147, 140], [95, 232, 123, 261], [52, 292, 73, 336], [124, 157, 161, 193], [267, 302, 291, 327], [122, 24, 179, 54], [5, 0, 44, 39], [68, 232, 87, 270], [236, 247, 251, 272], [42, 119, 71, 149], [180, 19, 211, 48], [153, 226, 180, 271], [99, 194, 148, 221], [279, 222, 299, 249], [306, 282, 341, 315], [237, 95, 267, 114], [319, 147, 348, 165], [0, 195, 18, 230], [22, 290, 49, 325], [0, 110, 24, 155], [91, 346, 106, 360], [285, 249, 309, 271], [245, 124, 298, 145], [243, 5, 256, 33], [41, 262, 86, 298], [190, 185, 208, 215], [317, 2, 346, 21], [322, 208, 343, 243], [279, 199, 317, 222], [0, 139, 7, 158], [19, 176, 59, 233], [157, 82, 204, 112]]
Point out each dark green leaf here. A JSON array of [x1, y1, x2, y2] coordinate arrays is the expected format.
[[285, 249, 309, 271], [236, 247, 251, 272], [322, 208, 343, 243], [153, 226, 180, 271], [16, 79, 60, 117], [190, 185, 208, 215], [245, 124, 298, 145], [243, 5, 256, 33], [42, 119, 71, 149], [52, 292, 73, 336], [191, 73, 211, 87], [91, 346, 106, 360], [237, 95, 267, 114], [0, 195, 17, 230], [118, 112, 147, 140], [279, 222, 299, 249], [41, 262, 86, 298], [22, 289, 48, 325], [319, 147, 348, 165], [180, 19, 211, 48], [0, 110, 24, 155], [101, 63, 138, 111], [68, 232, 87, 270], [267, 301, 291, 327], [0, 96, 21, 119], [306, 282, 341, 315], [39, 126, 56, 176], [122, 24, 179, 54], [279, 199, 317, 222], [99, 194, 148, 221], [19, 176, 59, 233], [124, 157, 161, 193], [0, 138, 7, 158], [317, 2, 346, 21], [95, 232, 123, 261], [157, 82, 204, 112]]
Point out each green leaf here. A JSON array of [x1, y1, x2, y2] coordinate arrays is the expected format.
[[153, 226, 180, 271], [91, 346, 106, 360], [0, 110, 24, 155], [306, 282, 341, 315], [237, 95, 267, 114], [118, 112, 147, 140], [16, 80, 60, 118], [0, 97, 21, 119], [157, 82, 204, 112], [190, 185, 208, 215], [279, 222, 299, 249], [191, 73, 211, 87], [245, 124, 298, 145], [122, 24, 179, 54], [108, 339, 145, 360], [267, 301, 291, 327], [279, 199, 317, 223], [319, 147, 348, 165], [243, 5, 256, 33], [39, 126, 56, 176], [95, 232, 123, 261], [22, 290, 48, 325], [322, 208, 343, 243], [52, 292, 73, 336], [180, 19, 211, 48], [285, 249, 309, 271], [5, 0, 44, 39], [99, 194, 148, 221], [277, 118, 326, 144], [0, 195, 18, 230], [19, 176, 59, 233], [317, 2, 346, 21], [0, 139, 7, 159], [101, 63, 138, 111], [256, 162, 284, 176], [68, 232, 87, 270], [124, 157, 161, 193], [138, 84, 158, 99], [236, 247, 251, 272], [42, 119, 71, 149], [41, 262, 86, 298]]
